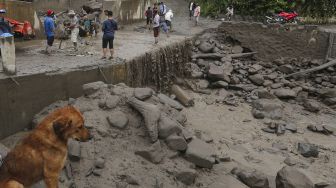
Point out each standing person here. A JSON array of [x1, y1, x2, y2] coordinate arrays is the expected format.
[[68, 10, 79, 51], [0, 9, 11, 35], [44, 9, 55, 55], [226, 5, 234, 21], [153, 11, 160, 44], [194, 4, 201, 26], [102, 11, 118, 60], [165, 9, 173, 31], [159, 2, 167, 16], [153, 3, 159, 17], [189, 1, 194, 20], [145, 7, 153, 30]]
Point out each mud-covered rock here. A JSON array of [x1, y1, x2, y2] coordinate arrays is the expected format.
[[276, 166, 314, 188], [198, 41, 214, 53], [303, 100, 320, 112], [107, 111, 129, 129], [252, 99, 284, 120], [233, 168, 270, 188], [273, 89, 297, 99], [165, 134, 188, 151], [83, 81, 107, 96], [185, 138, 215, 168], [175, 169, 197, 185], [298, 143, 319, 158], [208, 64, 229, 82], [158, 93, 184, 111], [249, 74, 265, 86], [68, 140, 81, 161], [158, 115, 183, 139], [134, 88, 153, 100], [209, 175, 249, 188], [99, 95, 121, 109], [135, 141, 164, 164]]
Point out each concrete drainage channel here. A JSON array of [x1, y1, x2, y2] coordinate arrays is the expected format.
[[0, 39, 191, 139]]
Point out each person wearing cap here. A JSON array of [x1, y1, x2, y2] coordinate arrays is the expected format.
[[0, 9, 11, 35], [44, 9, 55, 54], [68, 10, 79, 50]]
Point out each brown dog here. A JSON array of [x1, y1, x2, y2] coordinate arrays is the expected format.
[[0, 106, 90, 188]]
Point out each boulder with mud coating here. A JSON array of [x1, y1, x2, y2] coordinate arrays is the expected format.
[[135, 141, 164, 164], [249, 74, 265, 86], [232, 167, 270, 188], [165, 134, 188, 151], [107, 111, 129, 129], [128, 97, 160, 142], [298, 143, 319, 158], [198, 41, 214, 53], [158, 115, 183, 139], [158, 93, 184, 110], [134, 88, 153, 100], [185, 138, 215, 169], [303, 100, 320, 113], [82, 81, 107, 96], [175, 169, 197, 185], [208, 64, 230, 82], [273, 89, 297, 99], [276, 166, 314, 188], [252, 99, 284, 120], [98, 95, 121, 109]]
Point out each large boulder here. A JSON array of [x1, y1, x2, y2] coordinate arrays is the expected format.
[[209, 175, 249, 188], [134, 88, 153, 100], [158, 115, 183, 139], [185, 138, 215, 168], [276, 166, 314, 188], [298, 143, 319, 158], [165, 134, 188, 151], [158, 94, 184, 111], [198, 41, 214, 53], [303, 100, 320, 113], [232, 168, 270, 188], [249, 74, 265, 86], [82, 81, 107, 96], [208, 64, 230, 82]]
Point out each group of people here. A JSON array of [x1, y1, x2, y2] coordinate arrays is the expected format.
[[44, 9, 118, 60], [145, 2, 173, 44], [189, 1, 201, 26]]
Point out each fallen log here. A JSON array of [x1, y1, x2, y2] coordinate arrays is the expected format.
[[191, 52, 257, 60], [128, 97, 160, 142], [285, 59, 336, 78], [171, 85, 194, 107]]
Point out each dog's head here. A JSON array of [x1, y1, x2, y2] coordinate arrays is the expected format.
[[52, 106, 90, 142]]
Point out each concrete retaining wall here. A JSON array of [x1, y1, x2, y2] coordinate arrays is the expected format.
[[0, 40, 191, 139], [218, 22, 329, 61]]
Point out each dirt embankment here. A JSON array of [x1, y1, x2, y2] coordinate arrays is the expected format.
[[218, 22, 329, 61]]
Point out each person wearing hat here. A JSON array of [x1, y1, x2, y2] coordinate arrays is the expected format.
[[44, 9, 55, 54], [68, 10, 79, 50], [0, 9, 11, 35]]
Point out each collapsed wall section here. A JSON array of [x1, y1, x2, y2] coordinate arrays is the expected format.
[[0, 39, 191, 139]]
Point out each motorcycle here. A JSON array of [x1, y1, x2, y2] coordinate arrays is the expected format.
[[266, 11, 299, 24]]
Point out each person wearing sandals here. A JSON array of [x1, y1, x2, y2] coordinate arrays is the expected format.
[[102, 11, 118, 60]]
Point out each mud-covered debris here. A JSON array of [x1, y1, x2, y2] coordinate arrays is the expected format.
[[107, 111, 129, 130], [165, 134, 188, 151], [185, 138, 215, 168], [135, 141, 164, 164], [68, 139, 81, 161], [276, 166, 314, 188], [134, 88, 154, 100], [82, 81, 107, 96], [298, 142, 319, 158], [175, 169, 197, 185], [158, 115, 183, 139]]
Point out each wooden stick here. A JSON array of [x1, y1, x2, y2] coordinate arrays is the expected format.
[[285, 59, 336, 78]]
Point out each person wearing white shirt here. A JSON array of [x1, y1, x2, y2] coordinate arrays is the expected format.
[[194, 4, 201, 26], [226, 5, 234, 21], [153, 11, 160, 44], [165, 9, 173, 30]]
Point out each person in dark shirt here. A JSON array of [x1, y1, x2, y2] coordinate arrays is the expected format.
[[102, 11, 118, 60], [145, 7, 153, 30], [0, 9, 11, 35]]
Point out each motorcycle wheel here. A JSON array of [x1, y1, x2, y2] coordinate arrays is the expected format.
[[266, 18, 274, 24]]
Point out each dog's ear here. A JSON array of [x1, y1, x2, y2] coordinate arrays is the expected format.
[[53, 116, 72, 139]]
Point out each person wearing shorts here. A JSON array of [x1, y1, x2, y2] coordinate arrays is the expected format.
[[44, 9, 55, 54], [102, 11, 118, 60], [145, 7, 153, 30], [153, 11, 160, 44]]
